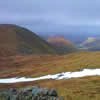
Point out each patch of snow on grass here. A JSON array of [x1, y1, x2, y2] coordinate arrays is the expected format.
[[0, 69, 100, 83]]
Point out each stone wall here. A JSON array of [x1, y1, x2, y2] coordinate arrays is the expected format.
[[0, 86, 64, 100]]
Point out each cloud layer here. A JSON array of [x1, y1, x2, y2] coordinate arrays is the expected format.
[[0, 0, 100, 33]]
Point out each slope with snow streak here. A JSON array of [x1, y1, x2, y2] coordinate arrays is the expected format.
[[0, 69, 100, 84]]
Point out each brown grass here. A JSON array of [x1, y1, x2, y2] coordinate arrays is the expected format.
[[0, 51, 100, 100], [0, 51, 100, 78]]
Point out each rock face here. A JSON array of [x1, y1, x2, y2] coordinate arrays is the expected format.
[[0, 86, 64, 100]]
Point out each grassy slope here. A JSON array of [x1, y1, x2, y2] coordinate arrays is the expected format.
[[0, 24, 57, 56], [0, 51, 100, 100], [15, 26, 57, 54], [0, 51, 99, 78]]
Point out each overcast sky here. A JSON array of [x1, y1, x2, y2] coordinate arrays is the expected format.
[[0, 0, 100, 34]]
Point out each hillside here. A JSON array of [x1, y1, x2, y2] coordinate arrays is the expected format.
[[0, 24, 57, 56], [0, 51, 100, 78], [0, 52, 100, 100], [47, 36, 77, 54]]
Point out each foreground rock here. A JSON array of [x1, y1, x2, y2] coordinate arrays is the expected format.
[[0, 86, 64, 100]]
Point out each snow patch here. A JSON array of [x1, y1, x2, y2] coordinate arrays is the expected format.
[[0, 69, 100, 84]]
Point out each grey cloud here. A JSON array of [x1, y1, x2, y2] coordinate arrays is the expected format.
[[0, 0, 100, 33]]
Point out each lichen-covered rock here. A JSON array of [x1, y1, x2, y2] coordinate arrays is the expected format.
[[0, 86, 64, 100]]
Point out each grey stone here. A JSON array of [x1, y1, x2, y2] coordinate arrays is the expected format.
[[48, 89, 58, 97]]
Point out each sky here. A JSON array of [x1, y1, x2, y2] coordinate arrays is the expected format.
[[0, 0, 100, 34]]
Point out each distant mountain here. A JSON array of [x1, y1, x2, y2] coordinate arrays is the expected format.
[[0, 24, 58, 56], [47, 36, 77, 54], [80, 37, 100, 51], [40, 32, 100, 45]]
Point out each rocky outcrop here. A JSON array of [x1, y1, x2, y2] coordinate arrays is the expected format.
[[0, 86, 64, 100]]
